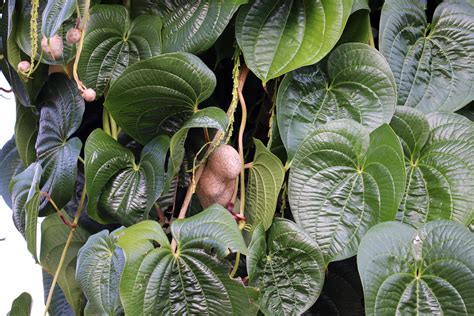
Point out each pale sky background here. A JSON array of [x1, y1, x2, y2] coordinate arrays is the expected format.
[[0, 74, 45, 314]]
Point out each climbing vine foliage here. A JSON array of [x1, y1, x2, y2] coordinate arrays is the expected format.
[[1, 0, 474, 315]]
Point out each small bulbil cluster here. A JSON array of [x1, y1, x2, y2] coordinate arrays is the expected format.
[[41, 35, 63, 59]]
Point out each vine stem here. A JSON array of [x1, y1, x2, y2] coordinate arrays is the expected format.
[[43, 185, 87, 316], [72, 0, 91, 91], [171, 49, 242, 252], [237, 66, 249, 217]]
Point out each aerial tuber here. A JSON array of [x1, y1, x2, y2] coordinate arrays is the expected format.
[[41, 35, 63, 59], [66, 28, 81, 44], [196, 144, 241, 208]]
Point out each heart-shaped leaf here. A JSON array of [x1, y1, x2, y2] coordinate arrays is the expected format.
[[115, 204, 250, 315], [0, 137, 24, 208], [358, 220, 474, 315], [235, 0, 353, 83], [36, 73, 84, 214], [289, 120, 406, 263], [8, 292, 32, 316], [245, 139, 285, 231], [390, 107, 474, 227], [41, 0, 76, 38], [78, 5, 162, 97], [169, 106, 228, 176], [15, 0, 76, 65], [76, 230, 124, 315], [15, 104, 38, 166], [41, 213, 90, 314], [247, 220, 325, 315], [9, 163, 41, 244], [160, 0, 247, 54], [105, 52, 216, 144], [307, 257, 364, 315], [379, 0, 474, 112], [85, 129, 170, 226], [277, 43, 396, 160]]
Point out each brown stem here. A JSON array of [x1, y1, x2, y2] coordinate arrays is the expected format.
[[40, 192, 71, 227], [237, 67, 249, 217], [155, 203, 166, 225]]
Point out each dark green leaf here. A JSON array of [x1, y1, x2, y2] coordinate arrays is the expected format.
[[105, 52, 216, 144], [379, 0, 474, 112], [247, 220, 325, 315], [390, 107, 474, 227], [36, 74, 84, 214], [41, 0, 76, 38], [235, 0, 353, 82], [40, 213, 89, 314], [85, 129, 170, 226], [116, 204, 250, 315], [351, 0, 369, 13], [289, 121, 406, 263], [358, 220, 474, 315], [0, 137, 24, 208], [337, 9, 371, 45], [42, 270, 74, 316], [8, 292, 32, 316], [76, 230, 124, 315], [245, 139, 285, 231], [169, 106, 228, 176], [277, 43, 396, 160], [15, 104, 38, 166], [24, 164, 42, 262], [78, 5, 162, 97], [160, 0, 247, 54]]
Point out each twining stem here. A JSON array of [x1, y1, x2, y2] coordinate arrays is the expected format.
[[229, 252, 240, 278], [43, 185, 87, 316], [368, 20, 375, 48], [40, 192, 71, 227], [237, 66, 249, 217], [102, 108, 111, 135], [109, 113, 119, 140], [267, 79, 280, 149], [72, 0, 91, 92]]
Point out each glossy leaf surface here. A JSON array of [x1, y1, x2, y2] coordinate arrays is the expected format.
[[0, 137, 24, 209]]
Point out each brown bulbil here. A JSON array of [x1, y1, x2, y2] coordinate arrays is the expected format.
[[17, 61, 31, 73], [82, 88, 96, 102], [66, 28, 81, 44], [196, 144, 241, 208]]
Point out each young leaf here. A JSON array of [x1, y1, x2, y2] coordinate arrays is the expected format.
[[85, 129, 170, 226], [379, 0, 474, 112], [358, 220, 474, 315], [36, 74, 84, 214], [15, 104, 38, 166], [115, 205, 250, 315], [40, 213, 90, 314], [169, 107, 228, 176], [160, 0, 247, 54], [247, 220, 325, 315], [8, 292, 32, 316], [41, 0, 76, 38], [277, 43, 396, 160], [76, 230, 124, 315], [235, 0, 353, 83], [245, 139, 285, 231], [390, 107, 474, 227], [0, 137, 24, 208], [289, 120, 406, 263], [105, 52, 216, 144], [78, 5, 162, 97]]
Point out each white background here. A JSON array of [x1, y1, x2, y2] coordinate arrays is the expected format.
[[0, 74, 45, 314]]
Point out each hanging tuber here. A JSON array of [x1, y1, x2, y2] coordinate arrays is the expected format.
[[17, 61, 31, 73], [66, 28, 81, 44], [41, 35, 63, 59], [81, 88, 97, 102]]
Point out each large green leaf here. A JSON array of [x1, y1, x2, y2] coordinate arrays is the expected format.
[[358, 220, 474, 315], [36, 74, 84, 214], [390, 107, 474, 227], [8, 292, 32, 316], [15, 104, 38, 166], [169, 106, 228, 176], [247, 220, 325, 315], [289, 120, 406, 263], [105, 52, 216, 144], [277, 43, 396, 160], [245, 139, 285, 231], [76, 230, 124, 315], [0, 137, 24, 208], [78, 5, 162, 97], [160, 0, 247, 54], [85, 129, 170, 226], [23, 164, 42, 262], [115, 204, 250, 315], [235, 0, 353, 83], [40, 213, 90, 314], [15, 0, 76, 65], [41, 0, 76, 38], [379, 0, 474, 112]]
